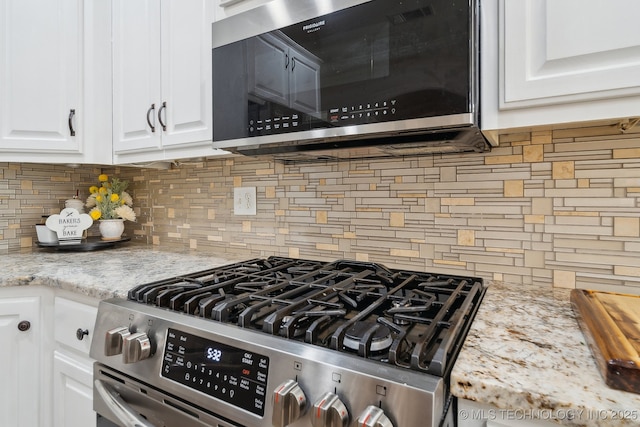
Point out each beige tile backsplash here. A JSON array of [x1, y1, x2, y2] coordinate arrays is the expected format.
[[2, 122, 640, 293]]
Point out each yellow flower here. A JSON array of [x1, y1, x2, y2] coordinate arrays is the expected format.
[[86, 174, 134, 222]]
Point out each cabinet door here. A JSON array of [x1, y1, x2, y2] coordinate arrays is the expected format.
[[289, 47, 321, 117], [112, 0, 162, 154], [502, 0, 640, 108], [247, 34, 290, 108], [160, 0, 213, 147], [53, 351, 96, 427], [0, 0, 80, 153], [0, 296, 42, 427]]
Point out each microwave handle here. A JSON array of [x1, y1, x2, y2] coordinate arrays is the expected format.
[[95, 379, 156, 427]]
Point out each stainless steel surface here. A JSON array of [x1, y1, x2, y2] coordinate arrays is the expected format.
[[94, 365, 220, 427], [212, 114, 488, 161], [105, 326, 130, 356], [122, 332, 151, 364], [212, 0, 371, 48], [357, 406, 393, 427], [311, 391, 349, 427], [94, 379, 156, 427], [211, 0, 488, 161], [273, 379, 307, 427], [91, 298, 444, 427]]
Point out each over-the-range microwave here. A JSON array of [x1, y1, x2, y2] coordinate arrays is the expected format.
[[211, 0, 489, 162]]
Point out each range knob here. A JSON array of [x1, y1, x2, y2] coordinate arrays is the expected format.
[[311, 391, 349, 427], [357, 406, 394, 427], [122, 332, 152, 364], [272, 379, 307, 427], [104, 326, 131, 356]]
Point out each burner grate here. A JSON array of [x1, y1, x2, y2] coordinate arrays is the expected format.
[[126, 256, 484, 376]]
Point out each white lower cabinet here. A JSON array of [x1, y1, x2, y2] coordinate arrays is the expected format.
[[0, 287, 53, 427], [53, 350, 95, 427], [53, 294, 99, 427], [0, 287, 99, 427]]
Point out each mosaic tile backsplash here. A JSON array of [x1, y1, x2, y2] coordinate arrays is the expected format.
[[2, 123, 640, 292]]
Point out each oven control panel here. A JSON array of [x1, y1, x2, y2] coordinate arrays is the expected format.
[[161, 328, 270, 416]]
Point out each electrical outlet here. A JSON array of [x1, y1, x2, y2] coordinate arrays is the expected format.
[[234, 187, 257, 215]]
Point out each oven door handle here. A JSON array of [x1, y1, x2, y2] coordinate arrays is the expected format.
[[95, 379, 157, 427]]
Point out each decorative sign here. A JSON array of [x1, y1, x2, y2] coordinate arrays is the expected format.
[[45, 208, 93, 242]]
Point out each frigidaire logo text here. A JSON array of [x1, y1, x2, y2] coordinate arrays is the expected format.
[[303, 20, 325, 32]]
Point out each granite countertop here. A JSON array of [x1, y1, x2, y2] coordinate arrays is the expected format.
[[0, 243, 241, 299], [2, 245, 639, 425], [451, 281, 640, 427]]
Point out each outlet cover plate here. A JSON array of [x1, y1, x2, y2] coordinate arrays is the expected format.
[[234, 187, 256, 215]]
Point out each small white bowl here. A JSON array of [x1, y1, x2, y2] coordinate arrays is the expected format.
[[36, 224, 58, 243]]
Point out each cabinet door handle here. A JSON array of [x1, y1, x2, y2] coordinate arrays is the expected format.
[[68, 109, 76, 136], [158, 101, 167, 131], [146, 103, 156, 132], [17, 320, 31, 332], [76, 328, 89, 341], [95, 380, 157, 427], [285, 53, 289, 69], [291, 57, 296, 72]]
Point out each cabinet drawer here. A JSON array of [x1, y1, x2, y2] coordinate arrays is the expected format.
[[54, 297, 98, 355]]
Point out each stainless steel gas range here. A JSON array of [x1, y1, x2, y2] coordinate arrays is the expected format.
[[90, 256, 484, 427]]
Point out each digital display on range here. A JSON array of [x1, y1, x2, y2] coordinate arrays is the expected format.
[[162, 328, 270, 416]]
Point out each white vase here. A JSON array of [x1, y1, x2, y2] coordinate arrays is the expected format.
[[99, 219, 125, 241]]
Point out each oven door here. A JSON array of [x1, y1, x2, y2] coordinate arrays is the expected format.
[[94, 364, 240, 427]]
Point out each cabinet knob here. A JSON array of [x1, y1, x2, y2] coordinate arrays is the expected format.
[[17, 320, 31, 332], [76, 328, 89, 341]]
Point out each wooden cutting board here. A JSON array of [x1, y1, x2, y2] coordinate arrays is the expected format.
[[571, 289, 640, 394]]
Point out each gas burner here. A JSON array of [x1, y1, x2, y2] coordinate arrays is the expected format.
[[343, 321, 393, 353], [390, 300, 411, 325], [124, 256, 484, 376]]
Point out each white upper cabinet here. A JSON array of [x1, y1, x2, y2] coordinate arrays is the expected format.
[[113, 0, 224, 164], [112, 0, 162, 156], [0, 0, 112, 164], [481, 0, 640, 132]]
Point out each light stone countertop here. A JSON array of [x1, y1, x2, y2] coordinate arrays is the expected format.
[[451, 281, 640, 427], [0, 242, 242, 299], [2, 245, 639, 425]]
